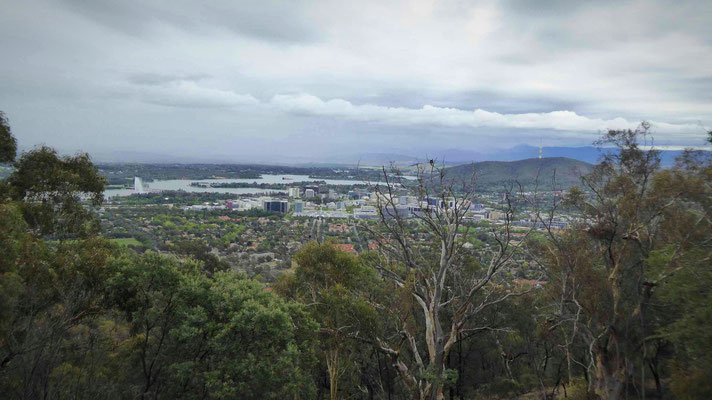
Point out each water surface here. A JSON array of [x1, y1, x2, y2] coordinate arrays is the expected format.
[[104, 174, 376, 198]]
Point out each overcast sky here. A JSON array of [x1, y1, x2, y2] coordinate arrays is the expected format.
[[1, 0, 711, 162]]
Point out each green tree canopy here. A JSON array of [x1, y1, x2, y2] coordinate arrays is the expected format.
[[106, 251, 318, 399], [539, 124, 712, 398], [276, 241, 381, 400], [8, 146, 105, 238], [0, 111, 16, 163]]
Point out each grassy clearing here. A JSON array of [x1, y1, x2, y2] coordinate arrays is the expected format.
[[110, 237, 143, 247]]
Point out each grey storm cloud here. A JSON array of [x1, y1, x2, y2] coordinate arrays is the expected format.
[[1, 0, 710, 162], [58, 0, 319, 43], [127, 73, 212, 86]]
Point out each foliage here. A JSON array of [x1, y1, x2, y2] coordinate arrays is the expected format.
[[0, 203, 118, 398], [8, 146, 105, 238], [106, 252, 318, 399], [565, 378, 598, 400], [0, 111, 16, 163], [477, 377, 523, 398], [172, 239, 229, 273], [275, 241, 382, 399], [539, 124, 712, 399], [0, 211, 319, 399]]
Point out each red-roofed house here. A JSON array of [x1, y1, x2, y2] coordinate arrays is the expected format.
[[334, 243, 357, 254]]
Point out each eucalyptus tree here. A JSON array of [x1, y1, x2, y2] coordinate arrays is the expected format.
[[361, 162, 536, 400], [0, 203, 118, 399], [0, 112, 113, 397], [8, 146, 105, 238], [275, 241, 382, 400], [0, 111, 16, 163], [539, 123, 712, 399], [107, 251, 319, 400], [0, 111, 105, 239]]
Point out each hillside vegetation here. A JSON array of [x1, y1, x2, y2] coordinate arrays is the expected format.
[[446, 157, 594, 190]]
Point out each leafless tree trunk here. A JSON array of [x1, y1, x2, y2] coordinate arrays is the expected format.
[[360, 161, 536, 400]]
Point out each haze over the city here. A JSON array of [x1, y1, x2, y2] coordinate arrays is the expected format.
[[1, 0, 711, 163]]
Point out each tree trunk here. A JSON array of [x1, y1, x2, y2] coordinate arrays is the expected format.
[[648, 358, 661, 398], [592, 352, 627, 400], [327, 347, 340, 400], [429, 339, 446, 400]]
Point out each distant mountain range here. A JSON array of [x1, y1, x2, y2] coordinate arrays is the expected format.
[[445, 157, 594, 190], [387, 145, 691, 166], [30, 144, 704, 167]]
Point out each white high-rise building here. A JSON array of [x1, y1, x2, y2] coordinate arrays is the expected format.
[[288, 187, 301, 198], [304, 189, 315, 198]]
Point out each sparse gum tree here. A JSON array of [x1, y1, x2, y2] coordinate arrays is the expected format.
[[361, 162, 536, 400], [541, 123, 712, 399]]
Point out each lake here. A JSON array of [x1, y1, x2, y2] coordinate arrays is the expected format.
[[104, 174, 378, 199]]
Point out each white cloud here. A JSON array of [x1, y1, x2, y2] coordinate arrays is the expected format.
[[138, 81, 259, 108], [270, 93, 702, 135]]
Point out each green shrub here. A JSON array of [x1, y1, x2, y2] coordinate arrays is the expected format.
[[564, 378, 597, 400], [519, 372, 539, 391], [670, 363, 712, 400], [479, 377, 523, 398]]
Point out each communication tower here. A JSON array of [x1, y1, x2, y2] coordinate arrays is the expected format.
[[539, 138, 543, 159]]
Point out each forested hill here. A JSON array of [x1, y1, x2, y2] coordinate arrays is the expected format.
[[445, 157, 594, 190]]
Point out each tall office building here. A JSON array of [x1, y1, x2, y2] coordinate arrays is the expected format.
[[263, 199, 289, 213]]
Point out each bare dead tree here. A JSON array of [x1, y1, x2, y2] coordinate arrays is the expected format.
[[357, 161, 537, 400]]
